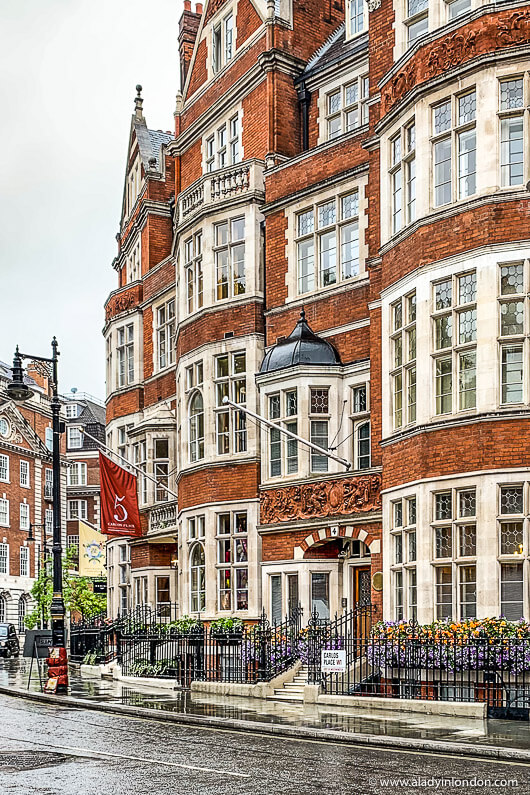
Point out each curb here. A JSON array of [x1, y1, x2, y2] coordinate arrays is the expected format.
[[0, 684, 528, 764]]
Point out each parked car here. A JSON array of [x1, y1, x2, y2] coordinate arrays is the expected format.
[[0, 624, 20, 658]]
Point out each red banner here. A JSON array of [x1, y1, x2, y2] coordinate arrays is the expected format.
[[99, 453, 142, 537]]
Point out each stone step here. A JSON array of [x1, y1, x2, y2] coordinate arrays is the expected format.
[[272, 692, 304, 702], [281, 684, 305, 692]]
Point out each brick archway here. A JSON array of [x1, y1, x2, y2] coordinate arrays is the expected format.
[[296, 525, 380, 559]]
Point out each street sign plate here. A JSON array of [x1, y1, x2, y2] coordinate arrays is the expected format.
[[321, 649, 346, 673]]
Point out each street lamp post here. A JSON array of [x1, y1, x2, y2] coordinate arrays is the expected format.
[[7, 339, 66, 650]]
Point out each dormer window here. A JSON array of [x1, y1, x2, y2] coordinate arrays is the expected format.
[[212, 12, 234, 74], [65, 404, 79, 419]]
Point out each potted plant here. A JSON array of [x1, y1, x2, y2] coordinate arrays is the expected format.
[[166, 615, 204, 641], [210, 617, 244, 645]]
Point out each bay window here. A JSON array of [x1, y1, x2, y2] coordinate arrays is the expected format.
[[216, 512, 248, 611], [215, 217, 245, 300], [214, 352, 246, 455], [157, 299, 175, 369], [185, 232, 203, 314], [117, 324, 134, 387], [499, 77, 525, 187]]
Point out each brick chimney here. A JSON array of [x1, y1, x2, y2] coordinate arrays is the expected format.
[[179, 1, 202, 88], [26, 362, 52, 397]]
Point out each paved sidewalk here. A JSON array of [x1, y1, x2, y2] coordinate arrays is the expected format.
[[2, 658, 530, 761]]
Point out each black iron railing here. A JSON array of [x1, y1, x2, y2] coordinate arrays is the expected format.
[[321, 627, 530, 716], [304, 605, 373, 684], [119, 607, 305, 685]]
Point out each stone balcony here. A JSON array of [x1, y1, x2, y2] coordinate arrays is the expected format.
[[176, 159, 265, 228], [148, 501, 178, 535]]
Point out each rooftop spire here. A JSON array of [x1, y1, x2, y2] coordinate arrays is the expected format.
[[134, 84, 144, 119]]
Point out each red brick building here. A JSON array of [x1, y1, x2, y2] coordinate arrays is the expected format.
[[104, 0, 530, 625], [0, 361, 67, 634], [62, 393, 106, 561]]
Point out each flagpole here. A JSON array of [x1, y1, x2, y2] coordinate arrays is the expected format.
[[79, 427, 179, 501]]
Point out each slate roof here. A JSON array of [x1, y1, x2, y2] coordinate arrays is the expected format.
[[300, 23, 368, 81], [80, 399, 106, 428], [134, 119, 173, 170]]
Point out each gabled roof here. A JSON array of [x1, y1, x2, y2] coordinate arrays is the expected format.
[[0, 399, 51, 457]]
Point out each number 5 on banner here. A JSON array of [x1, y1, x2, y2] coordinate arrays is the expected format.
[[113, 495, 128, 523]]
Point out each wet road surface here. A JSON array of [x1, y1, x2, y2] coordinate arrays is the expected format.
[[0, 693, 529, 795], [2, 658, 530, 752]]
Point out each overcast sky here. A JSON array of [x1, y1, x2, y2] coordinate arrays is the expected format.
[[0, 0, 183, 400]]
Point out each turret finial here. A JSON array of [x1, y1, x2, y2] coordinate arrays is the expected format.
[[134, 85, 144, 119], [299, 308, 306, 322]]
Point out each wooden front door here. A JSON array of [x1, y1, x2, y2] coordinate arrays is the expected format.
[[353, 567, 372, 638], [354, 567, 371, 607]]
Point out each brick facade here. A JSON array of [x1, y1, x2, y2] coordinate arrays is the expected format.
[[103, 0, 530, 626]]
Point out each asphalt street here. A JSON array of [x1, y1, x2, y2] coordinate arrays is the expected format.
[[0, 694, 528, 795]]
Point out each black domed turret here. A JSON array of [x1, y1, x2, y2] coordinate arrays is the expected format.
[[259, 310, 341, 373]]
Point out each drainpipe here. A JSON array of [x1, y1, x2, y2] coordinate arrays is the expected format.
[[297, 83, 311, 152]]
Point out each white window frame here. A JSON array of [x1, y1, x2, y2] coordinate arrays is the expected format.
[[389, 120, 416, 235], [216, 511, 249, 612], [0, 498, 9, 528], [430, 487, 478, 620], [204, 113, 241, 173], [67, 463, 87, 487], [65, 403, 79, 419], [19, 502, 30, 531], [67, 499, 88, 521], [67, 426, 83, 449], [20, 546, 29, 577], [325, 76, 369, 141], [214, 217, 246, 301], [157, 298, 176, 370], [0, 543, 9, 575], [390, 292, 417, 430], [212, 10, 235, 75], [214, 352, 247, 456], [184, 232, 204, 315], [431, 271, 477, 417], [0, 454, 9, 483], [296, 191, 361, 296], [346, 0, 366, 38], [267, 389, 299, 479], [20, 460, 30, 488], [498, 75, 527, 188], [117, 324, 134, 387]]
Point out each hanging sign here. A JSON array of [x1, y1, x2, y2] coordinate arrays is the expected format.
[[99, 453, 142, 537]]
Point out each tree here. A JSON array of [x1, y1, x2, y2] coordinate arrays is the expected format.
[[24, 546, 107, 629]]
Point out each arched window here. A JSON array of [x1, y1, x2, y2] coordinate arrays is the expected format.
[[189, 392, 205, 462], [190, 543, 205, 613], [18, 595, 28, 634], [356, 421, 370, 470], [0, 594, 6, 623]]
